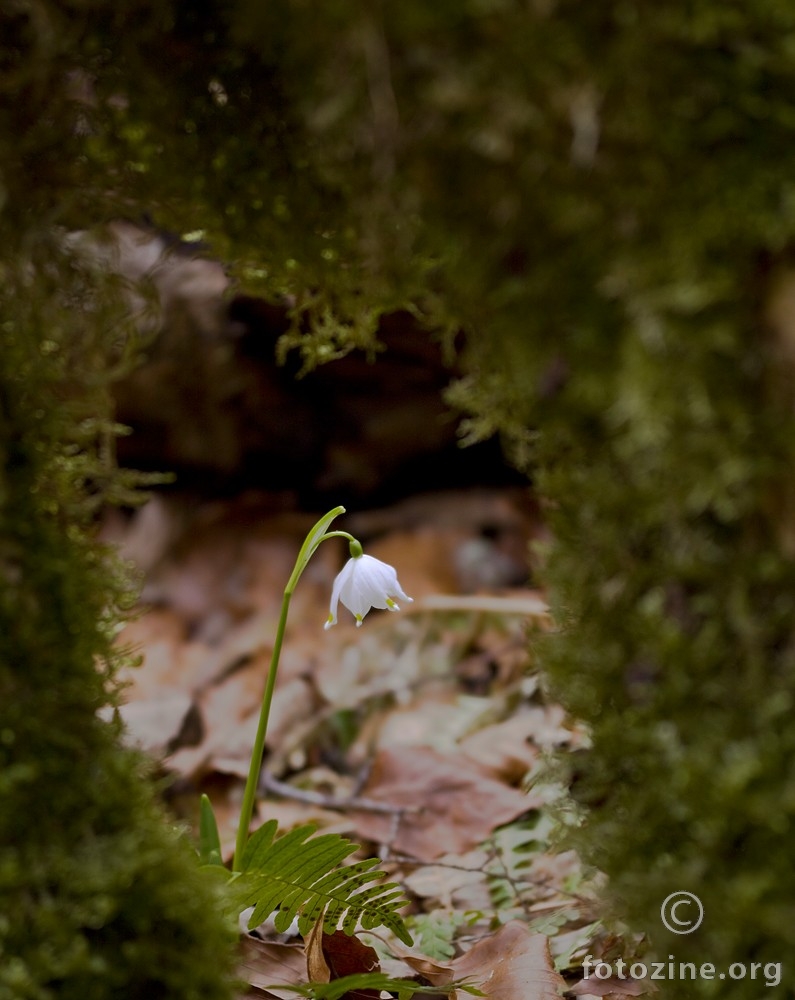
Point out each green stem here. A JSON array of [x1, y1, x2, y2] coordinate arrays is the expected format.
[[318, 530, 356, 543], [232, 506, 350, 871], [233, 589, 291, 871]]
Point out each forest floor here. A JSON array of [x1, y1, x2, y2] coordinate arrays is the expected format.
[[102, 486, 644, 1000]]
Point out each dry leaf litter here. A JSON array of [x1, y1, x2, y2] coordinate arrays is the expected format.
[[102, 488, 643, 1000]]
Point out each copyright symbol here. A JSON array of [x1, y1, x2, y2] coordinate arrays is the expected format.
[[661, 891, 704, 934]]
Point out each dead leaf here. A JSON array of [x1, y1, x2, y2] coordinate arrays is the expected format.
[[347, 489, 534, 538], [401, 952, 456, 983], [352, 489, 537, 597], [569, 974, 654, 997], [458, 712, 541, 782], [304, 918, 330, 984], [237, 936, 306, 1000], [518, 704, 581, 750], [349, 746, 537, 863], [101, 495, 180, 573], [365, 684, 493, 757], [167, 658, 318, 780], [194, 650, 273, 738], [305, 925, 381, 1000], [114, 693, 193, 755], [116, 495, 181, 572], [401, 851, 490, 909], [366, 527, 485, 596], [401, 922, 564, 999], [165, 657, 269, 778], [117, 609, 213, 700], [251, 798, 354, 839], [452, 922, 565, 1000]]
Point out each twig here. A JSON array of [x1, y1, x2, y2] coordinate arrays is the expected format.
[[410, 594, 549, 617], [384, 848, 590, 904], [260, 772, 421, 816]]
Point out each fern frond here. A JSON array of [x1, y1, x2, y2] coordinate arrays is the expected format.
[[277, 972, 477, 999], [231, 820, 412, 944]]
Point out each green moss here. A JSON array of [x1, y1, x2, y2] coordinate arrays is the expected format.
[[0, 249, 237, 997]]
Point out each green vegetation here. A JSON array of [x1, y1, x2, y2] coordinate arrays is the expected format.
[[231, 819, 411, 943], [4, 1, 795, 996], [0, 256, 238, 997]]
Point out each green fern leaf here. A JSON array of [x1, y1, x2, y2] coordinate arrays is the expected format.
[[278, 973, 483, 999], [231, 821, 412, 945]]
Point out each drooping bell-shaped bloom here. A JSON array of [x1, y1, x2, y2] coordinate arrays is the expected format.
[[325, 554, 413, 629]]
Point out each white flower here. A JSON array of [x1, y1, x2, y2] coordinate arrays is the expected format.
[[325, 554, 413, 629]]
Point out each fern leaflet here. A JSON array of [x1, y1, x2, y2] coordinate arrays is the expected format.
[[229, 820, 412, 944]]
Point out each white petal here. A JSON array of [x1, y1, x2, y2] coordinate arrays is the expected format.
[[359, 555, 400, 596], [324, 557, 356, 629], [360, 555, 412, 604], [340, 559, 383, 618]]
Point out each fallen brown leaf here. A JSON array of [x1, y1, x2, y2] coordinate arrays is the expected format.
[[349, 746, 537, 863], [305, 927, 381, 1000], [402, 849, 492, 909], [452, 922, 565, 1000], [117, 609, 213, 701], [458, 712, 542, 782], [237, 936, 306, 1000], [569, 974, 655, 997], [401, 952, 454, 982], [114, 693, 193, 756], [101, 495, 181, 574], [167, 661, 318, 780], [518, 704, 582, 750], [366, 684, 491, 757], [402, 921, 564, 999], [365, 527, 483, 597]]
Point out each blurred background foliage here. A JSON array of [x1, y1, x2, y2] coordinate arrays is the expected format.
[[4, 0, 795, 996]]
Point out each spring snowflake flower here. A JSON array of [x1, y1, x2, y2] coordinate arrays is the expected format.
[[325, 553, 413, 629]]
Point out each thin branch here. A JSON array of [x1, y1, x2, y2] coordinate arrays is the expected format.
[[261, 772, 422, 816]]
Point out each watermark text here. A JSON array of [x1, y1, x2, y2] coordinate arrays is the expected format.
[[583, 956, 782, 988], [660, 890, 703, 934]]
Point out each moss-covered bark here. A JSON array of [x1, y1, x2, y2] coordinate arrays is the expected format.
[[4, 1, 795, 996], [0, 256, 238, 999], [0, 12, 238, 994]]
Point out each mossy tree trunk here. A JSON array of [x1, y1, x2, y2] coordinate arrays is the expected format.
[[4, 2, 795, 997], [0, 12, 238, 998]]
